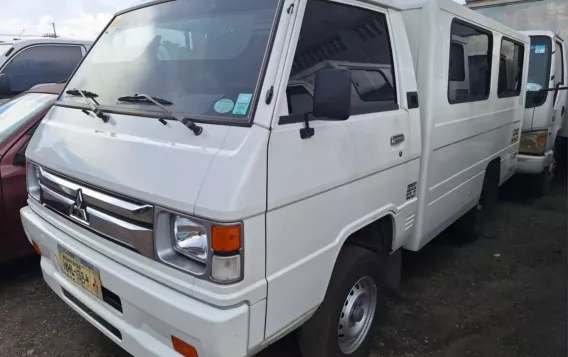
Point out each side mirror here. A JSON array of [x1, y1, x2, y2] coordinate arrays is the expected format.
[[313, 69, 351, 120], [0, 74, 11, 96]]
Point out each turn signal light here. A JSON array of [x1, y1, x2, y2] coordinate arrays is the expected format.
[[211, 225, 241, 252], [172, 336, 198, 357], [32, 241, 42, 256]]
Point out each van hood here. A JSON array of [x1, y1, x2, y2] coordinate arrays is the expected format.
[[26, 106, 230, 215]]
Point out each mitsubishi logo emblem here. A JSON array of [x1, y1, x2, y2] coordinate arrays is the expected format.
[[70, 189, 88, 222]]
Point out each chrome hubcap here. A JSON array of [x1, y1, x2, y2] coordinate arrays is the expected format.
[[338, 276, 378, 354]]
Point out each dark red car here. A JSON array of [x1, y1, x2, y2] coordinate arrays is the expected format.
[[0, 83, 64, 262]]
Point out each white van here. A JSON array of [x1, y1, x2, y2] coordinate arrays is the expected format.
[[20, 1, 528, 356], [517, 31, 567, 195]]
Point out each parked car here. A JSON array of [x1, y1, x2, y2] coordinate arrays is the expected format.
[[20, 1, 529, 357], [0, 83, 64, 262], [0, 38, 91, 105]]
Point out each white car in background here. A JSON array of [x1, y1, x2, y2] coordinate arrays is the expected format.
[[0, 38, 92, 104]]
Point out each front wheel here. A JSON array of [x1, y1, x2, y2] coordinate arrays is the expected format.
[[298, 246, 384, 357]]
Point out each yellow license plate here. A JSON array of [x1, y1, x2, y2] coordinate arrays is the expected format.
[[58, 247, 103, 300]]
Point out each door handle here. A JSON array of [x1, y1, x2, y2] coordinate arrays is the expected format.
[[391, 134, 405, 145]]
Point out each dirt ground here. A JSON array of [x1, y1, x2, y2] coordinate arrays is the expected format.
[[0, 177, 565, 357]]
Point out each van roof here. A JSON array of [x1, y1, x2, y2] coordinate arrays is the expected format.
[[115, 0, 528, 44]]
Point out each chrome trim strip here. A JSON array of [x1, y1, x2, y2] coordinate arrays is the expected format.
[[38, 169, 155, 258], [86, 208, 153, 257], [40, 168, 153, 224]]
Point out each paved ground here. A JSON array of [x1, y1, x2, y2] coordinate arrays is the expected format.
[[0, 177, 565, 357]]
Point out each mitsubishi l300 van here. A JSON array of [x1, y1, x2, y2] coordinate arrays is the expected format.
[[20, 1, 528, 356]]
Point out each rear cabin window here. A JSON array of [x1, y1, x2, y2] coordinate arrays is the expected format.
[[498, 38, 524, 98], [448, 20, 493, 104], [284, 0, 397, 119], [449, 42, 466, 81]]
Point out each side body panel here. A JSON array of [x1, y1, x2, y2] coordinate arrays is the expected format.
[[403, 1, 529, 251]]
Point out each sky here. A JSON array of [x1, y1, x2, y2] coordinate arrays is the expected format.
[[0, 0, 466, 42]]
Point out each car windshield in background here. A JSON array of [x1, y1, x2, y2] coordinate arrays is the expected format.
[[527, 36, 552, 92], [0, 93, 56, 143], [62, 0, 281, 122]]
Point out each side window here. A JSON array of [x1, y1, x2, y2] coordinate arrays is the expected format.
[[555, 41, 564, 86], [1, 45, 82, 94], [448, 20, 493, 104], [498, 38, 524, 98], [285, 0, 397, 118], [449, 42, 466, 81]]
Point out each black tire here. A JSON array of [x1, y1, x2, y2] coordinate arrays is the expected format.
[[298, 246, 384, 357], [452, 166, 499, 243], [533, 165, 552, 197]]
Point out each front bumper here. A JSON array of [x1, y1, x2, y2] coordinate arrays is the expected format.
[[21, 206, 251, 357], [516, 150, 553, 175]]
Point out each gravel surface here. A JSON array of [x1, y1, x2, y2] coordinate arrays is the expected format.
[[0, 178, 565, 357]]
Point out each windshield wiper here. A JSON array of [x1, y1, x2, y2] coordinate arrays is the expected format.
[[116, 95, 173, 106], [117, 94, 202, 136], [66, 89, 110, 123]]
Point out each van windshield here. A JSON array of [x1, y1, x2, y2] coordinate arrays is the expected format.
[[527, 36, 552, 92], [62, 0, 280, 122]]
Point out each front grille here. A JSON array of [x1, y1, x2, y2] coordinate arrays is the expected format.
[[62, 288, 122, 340], [38, 167, 155, 258]]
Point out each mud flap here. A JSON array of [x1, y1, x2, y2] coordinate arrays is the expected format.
[[384, 249, 402, 293]]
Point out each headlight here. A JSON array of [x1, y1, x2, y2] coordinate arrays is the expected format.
[[162, 214, 243, 284], [172, 216, 208, 263], [26, 161, 41, 201], [519, 130, 548, 155]]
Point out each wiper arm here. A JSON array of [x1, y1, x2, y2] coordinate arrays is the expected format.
[[117, 95, 174, 106], [117, 94, 203, 136], [66, 89, 109, 123]]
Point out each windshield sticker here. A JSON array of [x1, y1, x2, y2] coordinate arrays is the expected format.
[[214, 99, 235, 114], [534, 45, 546, 54], [232, 93, 253, 115]]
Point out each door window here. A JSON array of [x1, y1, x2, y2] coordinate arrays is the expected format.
[[285, 0, 397, 118], [448, 20, 493, 104], [1, 45, 82, 94], [287, 85, 314, 115], [0, 93, 56, 143], [498, 38, 524, 98]]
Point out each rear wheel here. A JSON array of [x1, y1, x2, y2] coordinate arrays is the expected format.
[[298, 246, 384, 357]]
